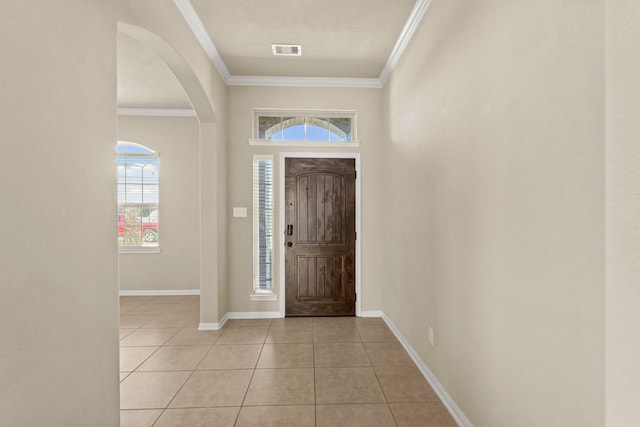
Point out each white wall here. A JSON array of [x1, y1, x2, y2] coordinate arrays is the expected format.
[[605, 1, 640, 425], [226, 86, 384, 314], [381, 1, 604, 426], [0, 1, 120, 426], [118, 116, 201, 291]]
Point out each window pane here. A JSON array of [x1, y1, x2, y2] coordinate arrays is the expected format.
[[117, 141, 155, 154], [282, 117, 305, 140], [282, 124, 305, 140], [124, 184, 143, 204], [141, 162, 158, 181], [257, 113, 354, 142], [259, 116, 282, 140], [126, 163, 143, 183], [306, 117, 329, 141], [117, 145, 159, 248], [118, 205, 159, 247], [122, 206, 142, 247], [117, 183, 126, 204], [329, 117, 352, 141], [141, 184, 159, 204]]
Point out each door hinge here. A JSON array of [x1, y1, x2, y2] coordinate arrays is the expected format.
[[355, 231, 357, 240], [355, 292, 357, 302], [354, 171, 357, 179]]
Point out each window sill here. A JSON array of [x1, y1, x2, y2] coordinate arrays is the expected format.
[[119, 248, 161, 254], [250, 292, 277, 301], [248, 139, 360, 148]]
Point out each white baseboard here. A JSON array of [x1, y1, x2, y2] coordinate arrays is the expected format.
[[119, 289, 200, 296], [227, 311, 282, 319], [381, 313, 473, 427], [359, 310, 384, 317], [199, 313, 228, 331], [198, 311, 281, 330]]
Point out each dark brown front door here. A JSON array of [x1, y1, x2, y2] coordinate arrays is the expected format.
[[285, 158, 356, 316]]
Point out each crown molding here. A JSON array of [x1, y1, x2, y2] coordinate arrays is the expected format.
[[228, 75, 383, 88], [117, 108, 196, 117], [173, 0, 231, 83], [379, 0, 433, 85], [174, 0, 431, 89]]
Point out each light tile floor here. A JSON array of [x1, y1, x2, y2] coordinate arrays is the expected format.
[[119, 296, 457, 427]]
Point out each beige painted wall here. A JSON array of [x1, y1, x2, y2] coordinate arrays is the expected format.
[[118, 116, 200, 291], [0, 1, 120, 426], [226, 86, 384, 313], [119, 0, 229, 322], [605, 1, 640, 425], [381, 1, 604, 426]]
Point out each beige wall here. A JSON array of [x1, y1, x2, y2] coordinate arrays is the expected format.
[[119, 0, 229, 323], [0, 1, 120, 426], [381, 1, 604, 426], [4, 1, 631, 425], [226, 86, 385, 313], [605, 1, 640, 425], [118, 116, 201, 291]]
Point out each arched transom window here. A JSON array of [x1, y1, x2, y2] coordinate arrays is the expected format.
[[254, 110, 356, 143]]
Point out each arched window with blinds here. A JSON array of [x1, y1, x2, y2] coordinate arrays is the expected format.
[[117, 141, 159, 250]]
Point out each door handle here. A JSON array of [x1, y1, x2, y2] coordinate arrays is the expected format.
[[287, 224, 293, 236]]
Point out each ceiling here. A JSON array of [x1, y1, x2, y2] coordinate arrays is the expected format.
[[117, 0, 429, 109], [189, 0, 416, 79]]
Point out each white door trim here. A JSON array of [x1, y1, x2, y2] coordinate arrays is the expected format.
[[278, 152, 362, 317]]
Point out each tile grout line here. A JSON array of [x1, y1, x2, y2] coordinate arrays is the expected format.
[[235, 326, 268, 418], [312, 317, 317, 426], [371, 364, 399, 426], [124, 345, 163, 374], [125, 303, 202, 426], [122, 299, 424, 425], [150, 408, 164, 427], [150, 344, 197, 413]]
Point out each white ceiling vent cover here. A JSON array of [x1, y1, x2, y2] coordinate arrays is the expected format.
[[271, 44, 302, 56]]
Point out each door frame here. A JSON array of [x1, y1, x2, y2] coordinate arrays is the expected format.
[[278, 152, 361, 317]]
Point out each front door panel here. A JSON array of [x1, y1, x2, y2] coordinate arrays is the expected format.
[[285, 158, 356, 316]]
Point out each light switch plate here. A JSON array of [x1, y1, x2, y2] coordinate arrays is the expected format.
[[232, 207, 247, 218]]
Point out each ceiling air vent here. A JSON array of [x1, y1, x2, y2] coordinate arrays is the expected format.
[[271, 44, 302, 56]]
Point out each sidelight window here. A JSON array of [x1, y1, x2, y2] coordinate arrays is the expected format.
[[252, 155, 275, 298]]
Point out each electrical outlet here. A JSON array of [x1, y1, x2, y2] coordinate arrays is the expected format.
[[428, 326, 434, 346]]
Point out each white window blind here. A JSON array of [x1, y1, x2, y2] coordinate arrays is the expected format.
[[253, 155, 273, 293], [117, 142, 159, 248]]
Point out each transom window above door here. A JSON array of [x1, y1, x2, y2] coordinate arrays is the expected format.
[[250, 109, 358, 147]]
